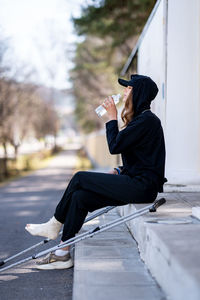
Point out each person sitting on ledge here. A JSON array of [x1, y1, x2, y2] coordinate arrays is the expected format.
[[25, 74, 167, 270]]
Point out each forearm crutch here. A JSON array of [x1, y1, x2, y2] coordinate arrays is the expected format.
[[0, 198, 166, 273], [0, 205, 115, 268]]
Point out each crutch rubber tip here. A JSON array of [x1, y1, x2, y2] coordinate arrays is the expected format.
[[0, 261, 5, 267]]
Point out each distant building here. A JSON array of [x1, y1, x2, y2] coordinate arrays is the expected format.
[[121, 0, 200, 186]]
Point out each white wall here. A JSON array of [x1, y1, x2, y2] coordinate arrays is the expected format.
[[138, 0, 166, 129], [166, 0, 200, 184], [138, 0, 200, 185]]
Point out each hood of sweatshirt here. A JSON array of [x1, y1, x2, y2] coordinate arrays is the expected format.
[[118, 74, 159, 118]]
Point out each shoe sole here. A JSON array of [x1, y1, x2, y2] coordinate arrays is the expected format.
[[35, 259, 74, 270]]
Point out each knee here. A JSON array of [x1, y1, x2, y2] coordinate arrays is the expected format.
[[72, 171, 79, 180], [71, 171, 84, 185], [74, 171, 85, 176], [73, 171, 85, 180]]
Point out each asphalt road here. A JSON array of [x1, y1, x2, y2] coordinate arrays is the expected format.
[[0, 149, 78, 300]]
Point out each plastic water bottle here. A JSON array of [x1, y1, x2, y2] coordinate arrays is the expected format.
[[95, 94, 121, 117]]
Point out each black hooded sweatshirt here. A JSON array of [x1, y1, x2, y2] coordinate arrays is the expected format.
[[105, 74, 167, 193]]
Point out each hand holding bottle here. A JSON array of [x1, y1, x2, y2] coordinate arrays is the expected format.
[[95, 94, 121, 121], [101, 96, 117, 121]]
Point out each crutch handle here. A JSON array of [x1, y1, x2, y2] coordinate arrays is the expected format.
[[149, 198, 166, 212]]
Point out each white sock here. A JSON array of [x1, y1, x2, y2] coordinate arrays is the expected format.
[[55, 249, 69, 256]]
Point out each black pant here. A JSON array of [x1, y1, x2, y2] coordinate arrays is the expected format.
[[54, 171, 158, 241]]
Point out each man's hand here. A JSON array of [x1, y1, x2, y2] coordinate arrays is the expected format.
[[102, 96, 118, 121]]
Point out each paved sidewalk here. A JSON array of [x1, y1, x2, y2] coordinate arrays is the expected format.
[[73, 208, 167, 300], [0, 149, 78, 300]]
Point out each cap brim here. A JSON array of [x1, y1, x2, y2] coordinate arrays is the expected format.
[[118, 78, 129, 87]]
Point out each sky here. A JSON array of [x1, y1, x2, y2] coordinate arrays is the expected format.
[[0, 0, 89, 89]]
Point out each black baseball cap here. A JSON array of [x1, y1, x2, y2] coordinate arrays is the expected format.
[[118, 74, 158, 101]]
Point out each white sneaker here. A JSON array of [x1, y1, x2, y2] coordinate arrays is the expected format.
[[25, 216, 62, 240], [35, 252, 74, 270]]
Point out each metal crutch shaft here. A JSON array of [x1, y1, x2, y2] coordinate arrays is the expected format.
[[35, 198, 166, 256], [34, 198, 166, 257], [0, 205, 115, 267], [0, 198, 166, 272]]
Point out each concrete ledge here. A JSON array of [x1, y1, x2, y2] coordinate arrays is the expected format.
[[118, 192, 200, 300], [192, 207, 200, 220], [72, 209, 166, 300], [164, 184, 200, 192]]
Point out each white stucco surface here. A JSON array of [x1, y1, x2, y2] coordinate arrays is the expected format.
[[138, 0, 200, 185]]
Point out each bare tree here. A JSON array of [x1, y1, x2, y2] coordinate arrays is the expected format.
[[0, 30, 61, 178]]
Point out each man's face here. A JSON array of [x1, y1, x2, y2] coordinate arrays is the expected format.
[[123, 86, 133, 103]]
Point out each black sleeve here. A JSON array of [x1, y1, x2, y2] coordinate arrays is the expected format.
[[105, 118, 148, 154]]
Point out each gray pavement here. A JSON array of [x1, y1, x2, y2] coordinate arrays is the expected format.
[[73, 208, 167, 300], [0, 150, 78, 300]]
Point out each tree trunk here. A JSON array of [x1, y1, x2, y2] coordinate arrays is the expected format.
[[2, 142, 9, 177], [14, 144, 19, 161], [53, 133, 58, 153]]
